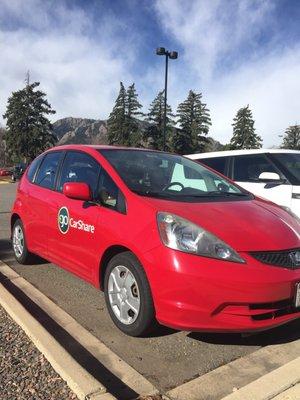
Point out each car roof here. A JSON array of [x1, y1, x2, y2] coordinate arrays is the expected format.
[[186, 149, 300, 159], [46, 144, 165, 153]]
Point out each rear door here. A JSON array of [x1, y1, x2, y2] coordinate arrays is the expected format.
[[231, 154, 292, 207], [25, 151, 63, 258]]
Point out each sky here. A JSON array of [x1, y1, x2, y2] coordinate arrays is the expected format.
[[0, 0, 299, 147]]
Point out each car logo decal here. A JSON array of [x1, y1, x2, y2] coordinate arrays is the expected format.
[[58, 206, 70, 234], [57, 206, 95, 234]]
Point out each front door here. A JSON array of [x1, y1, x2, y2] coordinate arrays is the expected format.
[[232, 154, 292, 208], [47, 151, 101, 281]]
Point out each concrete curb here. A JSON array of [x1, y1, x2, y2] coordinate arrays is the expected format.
[[0, 260, 158, 398], [221, 356, 300, 400], [0, 280, 115, 400], [166, 338, 300, 400]]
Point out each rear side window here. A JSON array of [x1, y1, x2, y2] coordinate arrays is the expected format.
[[27, 156, 43, 183], [233, 154, 281, 182], [58, 151, 101, 198], [35, 152, 62, 189], [199, 157, 227, 175]]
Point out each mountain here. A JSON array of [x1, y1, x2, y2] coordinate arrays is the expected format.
[[53, 117, 108, 145], [52, 117, 224, 152]]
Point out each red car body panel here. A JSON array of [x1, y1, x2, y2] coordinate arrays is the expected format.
[[12, 145, 300, 332]]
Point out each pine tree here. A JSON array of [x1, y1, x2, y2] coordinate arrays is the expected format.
[[3, 81, 56, 162], [145, 90, 174, 150], [125, 83, 143, 147], [230, 105, 262, 149], [171, 90, 211, 155], [107, 82, 127, 145], [281, 125, 300, 150], [107, 82, 143, 147], [0, 127, 6, 167]]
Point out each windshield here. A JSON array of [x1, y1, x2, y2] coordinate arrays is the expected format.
[[99, 149, 252, 202], [270, 153, 300, 185]]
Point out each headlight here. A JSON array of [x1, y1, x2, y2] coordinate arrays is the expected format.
[[157, 212, 245, 263]]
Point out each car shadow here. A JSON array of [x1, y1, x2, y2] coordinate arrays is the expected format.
[[188, 317, 300, 346], [0, 238, 48, 265]]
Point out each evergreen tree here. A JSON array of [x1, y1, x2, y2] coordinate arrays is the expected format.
[[230, 105, 262, 149], [171, 90, 211, 154], [3, 81, 56, 162], [145, 90, 174, 150], [107, 82, 127, 145], [0, 127, 6, 167], [125, 83, 143, 147], [281, 125, 300, 150], [107, 82, 143, 147]]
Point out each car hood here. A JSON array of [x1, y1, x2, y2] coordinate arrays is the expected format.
[[141, 196, 300, 252]]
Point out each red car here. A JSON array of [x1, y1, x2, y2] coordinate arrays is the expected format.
[[0, 168, 10, 176], [11, 145, 300, 336]]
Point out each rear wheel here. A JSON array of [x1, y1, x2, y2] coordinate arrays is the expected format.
[[12, 219, 35, 264], [104, 251, 157, 336]]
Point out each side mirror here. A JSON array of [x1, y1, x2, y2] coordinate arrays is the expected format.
[[63, 182, 92, 201], [258, 172, 281, 181]]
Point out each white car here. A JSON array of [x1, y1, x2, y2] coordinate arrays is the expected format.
[[186, 149, 300, 217]]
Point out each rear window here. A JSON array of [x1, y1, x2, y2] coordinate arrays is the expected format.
[[35, 152, 62, 189], [27, 156, 43, 183], [198, 157, 227, 175]]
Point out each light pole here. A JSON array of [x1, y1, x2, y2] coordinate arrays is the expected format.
[[156, 47, 178, 151]]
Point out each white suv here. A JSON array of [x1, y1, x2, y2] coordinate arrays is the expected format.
[[186, 149, 300, 217]]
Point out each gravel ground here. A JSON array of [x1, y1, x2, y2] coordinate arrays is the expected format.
[[0, 305, 78, 400]]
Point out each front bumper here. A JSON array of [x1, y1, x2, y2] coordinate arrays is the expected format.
[[142, 247, 300, 332]]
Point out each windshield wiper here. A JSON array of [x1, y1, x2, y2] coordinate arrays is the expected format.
[[132, 190, 170, 198], [206, 191, 248, 197]]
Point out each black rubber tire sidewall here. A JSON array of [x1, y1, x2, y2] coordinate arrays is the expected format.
[[104, 251, 156, 337]]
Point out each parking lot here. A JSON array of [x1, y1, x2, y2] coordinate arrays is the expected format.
[[1, 182, 300, 392]]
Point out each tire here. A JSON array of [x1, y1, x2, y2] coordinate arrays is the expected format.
[[104, 251, 157, 337], [12, 219, 35, 264]]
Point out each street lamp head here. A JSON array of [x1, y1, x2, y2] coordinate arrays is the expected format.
[[169, 51, 178, 59], [156, 47, 166, 56]]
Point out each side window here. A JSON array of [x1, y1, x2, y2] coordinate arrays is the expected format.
[[199, 157, 227, 176], [35, 152, 62, 189], [27, 156, 43, 183], [58, 151, 101, 197], [233, 154, 281, 182], [98, 169, 126, 213]]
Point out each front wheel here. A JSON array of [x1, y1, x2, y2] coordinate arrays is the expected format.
[[12, 219, 35, 264], [104, 252, 157, 336]]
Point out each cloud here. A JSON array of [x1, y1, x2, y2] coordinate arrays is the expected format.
[[0, 0, 135, 124], [153, 0, 300, 147], [154, 0, 275, 81], [0, 0, 299, 149]]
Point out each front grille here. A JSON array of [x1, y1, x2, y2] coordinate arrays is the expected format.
[[250, 248, 300, 269]]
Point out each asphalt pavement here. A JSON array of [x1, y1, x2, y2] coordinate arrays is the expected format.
[[1, 183, 300, 392]]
